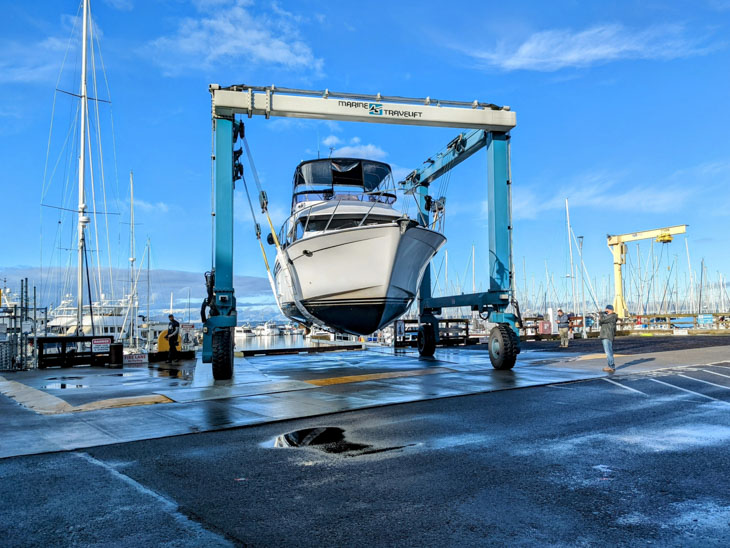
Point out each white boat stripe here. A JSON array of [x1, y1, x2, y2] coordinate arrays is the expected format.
[[677, 373, 730, 390], [603, 378, 648, 395], [649, 378, 728, 404], [703, 369, 730, 380]]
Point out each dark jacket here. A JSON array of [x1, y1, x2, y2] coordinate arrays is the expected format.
[[556, 313, 570, 328], [599, 312, 617, 341], [167, 318, 180, 339]]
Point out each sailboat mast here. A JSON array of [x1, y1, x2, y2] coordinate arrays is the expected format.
[[565, 199, 577, 315], [76, 0, 90, 333], [685, 239, 694, 313], [129, 170, 136, 348], [146, 238, 151, 351], [472, 244, 476, 294]]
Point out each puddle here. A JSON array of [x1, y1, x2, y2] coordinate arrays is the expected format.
[[43, 383, 89, 389], [103, 373, 136, 377], [274, 427, 413, 456], [45, 376, 83, 381]]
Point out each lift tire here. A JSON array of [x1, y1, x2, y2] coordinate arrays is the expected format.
[[488, 323, 518, 370], [212, 327, 233, 380], [417, 324, 436, 357]]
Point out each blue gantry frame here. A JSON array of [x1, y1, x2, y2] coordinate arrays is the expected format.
[[202, 117, 238, 363], [410, 129, 519, 340]]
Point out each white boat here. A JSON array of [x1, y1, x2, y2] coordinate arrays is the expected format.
[[272, 158, 446, 335], [235, 323, 255, 337], [260, 321, 281, 336]]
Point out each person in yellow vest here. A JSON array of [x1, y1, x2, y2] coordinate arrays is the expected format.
[[165, 314, 180, 363]]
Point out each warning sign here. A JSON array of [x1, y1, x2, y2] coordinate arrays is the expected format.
[[123, 353, 149, 365], [91, 337, 112, 353], [180, 323, 196, 349]]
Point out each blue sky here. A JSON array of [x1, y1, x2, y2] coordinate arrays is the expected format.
[[1, 0, 729, 318]]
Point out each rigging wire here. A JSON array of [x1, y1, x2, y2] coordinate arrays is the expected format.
[[88, 15, 116, 302], [40, 1, 82, 304], [569, 228, 600, 311]]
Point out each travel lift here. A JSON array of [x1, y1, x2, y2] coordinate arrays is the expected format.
[[607, 224, 687, 318], [201, 84, 521, 380]]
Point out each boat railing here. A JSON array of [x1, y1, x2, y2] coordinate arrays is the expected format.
[[323, 198, 343, 231], [283, 195, 399, 245], [293, 189, 396, 205]]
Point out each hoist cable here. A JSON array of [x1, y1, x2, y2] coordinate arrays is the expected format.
[[240, 133, 322, 327], [240, 173, 277, 295]]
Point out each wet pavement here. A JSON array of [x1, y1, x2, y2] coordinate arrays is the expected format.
[[1, 339, 729, 459], [3, 356, 730, 546]]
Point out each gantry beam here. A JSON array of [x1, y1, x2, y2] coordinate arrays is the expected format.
[[210, 85, 516, 131]]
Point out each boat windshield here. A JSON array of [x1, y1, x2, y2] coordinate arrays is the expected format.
[[292, 158, 396, 206]]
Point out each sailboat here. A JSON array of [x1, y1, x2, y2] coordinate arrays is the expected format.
[[272, 158, 445, 335], [41, 0, 156, 348]]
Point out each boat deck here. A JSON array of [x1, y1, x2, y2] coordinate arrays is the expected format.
[[1, 337, 729, 459]]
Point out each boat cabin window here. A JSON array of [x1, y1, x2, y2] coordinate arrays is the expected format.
[[295, 215, 394, 238], [292, 159, 396, 206]]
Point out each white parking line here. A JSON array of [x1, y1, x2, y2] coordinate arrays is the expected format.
[[704, 369, 730, 380], [677, 373, 730, 390], [650, 378, 728, 404], [602, 378, 648, 395]]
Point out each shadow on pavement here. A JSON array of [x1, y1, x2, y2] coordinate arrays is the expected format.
[[616, 358, 656, 370]]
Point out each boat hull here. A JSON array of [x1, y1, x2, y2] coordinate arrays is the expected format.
[[275, 222, 445, 335]]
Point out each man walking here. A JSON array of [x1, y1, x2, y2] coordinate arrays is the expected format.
[[166, 313, 180, 363], [556, 309, 571, 348], [599, 305, 618, 372]]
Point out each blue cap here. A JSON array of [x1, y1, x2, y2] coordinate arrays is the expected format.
[[605, 305, 614, 311]]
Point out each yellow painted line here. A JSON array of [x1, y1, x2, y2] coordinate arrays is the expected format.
[[304, 367, 455, 386], [575, 353, 628, 361], [0, 378, 174, 415], [0, 379, 74, 414], [73, 394, 173, 412]]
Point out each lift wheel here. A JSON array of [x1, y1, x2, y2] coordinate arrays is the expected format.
[[212, 327, 234, 380], [417, 324, 436, 357], [488, 323, 518, 370]]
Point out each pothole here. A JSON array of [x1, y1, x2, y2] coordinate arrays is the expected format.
[[274, 427, 413, 456]]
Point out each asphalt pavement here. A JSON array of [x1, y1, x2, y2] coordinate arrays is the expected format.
[[3, 359, 730, 546]]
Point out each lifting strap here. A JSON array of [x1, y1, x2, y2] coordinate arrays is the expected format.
[[240, 136, 324, 328]]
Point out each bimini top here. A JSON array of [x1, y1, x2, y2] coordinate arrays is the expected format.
[[292, 158, 394, 206]]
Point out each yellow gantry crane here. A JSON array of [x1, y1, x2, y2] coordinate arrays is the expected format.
[[607, 225, 688, 318]]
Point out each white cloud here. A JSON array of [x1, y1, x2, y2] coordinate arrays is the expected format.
[[0, 13, 106, 85], [470, 23, 712, 72], [332, 143, 387, 160], [322, 135, 341, 147], [390, 164, 413, 182], [145, 0, 323, 76], [350, 136, 361, 144], [234, 191, 288, 227], [135, 199, 170, 213], [0, 36, 69, 84], [507, 166, 717, 221]]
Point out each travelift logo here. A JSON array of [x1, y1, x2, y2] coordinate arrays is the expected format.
[[337, 100, 424, 119], [369, 103, 383, 115]]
